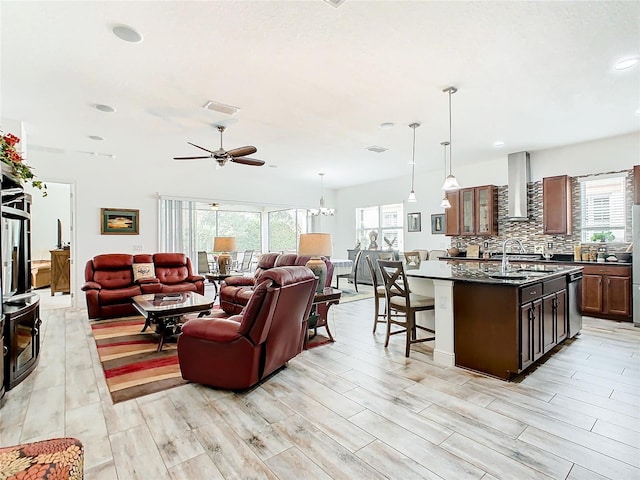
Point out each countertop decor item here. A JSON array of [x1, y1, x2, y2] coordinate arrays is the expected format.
[[0, 130, 47, 195]]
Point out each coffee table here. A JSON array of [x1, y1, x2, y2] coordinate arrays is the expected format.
[[132, 292, 213, 351]]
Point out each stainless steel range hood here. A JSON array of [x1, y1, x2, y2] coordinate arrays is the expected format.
[[507, 151, 530, 221]]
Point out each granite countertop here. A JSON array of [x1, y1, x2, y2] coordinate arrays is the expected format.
[[406, 260, 582, 286], [438, 255, 632, 267]]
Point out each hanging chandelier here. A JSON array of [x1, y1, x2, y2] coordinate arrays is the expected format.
[[441, 86, 461, 191], [309, 173, 335, 216], [407, 123, 420, 203], [439, 141, 451, 208]]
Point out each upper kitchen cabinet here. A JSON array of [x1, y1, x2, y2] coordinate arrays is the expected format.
[[444, 190, 460, 236], [457, 185, 497, 236], [543, 175, 572, 235], [475, 185, 498, 235]]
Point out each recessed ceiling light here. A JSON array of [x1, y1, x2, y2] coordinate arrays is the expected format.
[[95, 104, 116, 113], [615, 57, 639, 70], [493, 141, 505, 147], [88, 135, 103, 141], [366, 145, 388, 153], [112, 25, 143, 43], [203, 100, 240, 115], [379, 122, 395, 129]]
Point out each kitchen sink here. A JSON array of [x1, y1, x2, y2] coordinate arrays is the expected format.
[[489, 273, 528, 280]]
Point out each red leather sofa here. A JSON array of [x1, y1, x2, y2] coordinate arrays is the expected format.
[[177, 266, 317, 389], [219, 253, 334, 314], [82, 253, 205, 319]]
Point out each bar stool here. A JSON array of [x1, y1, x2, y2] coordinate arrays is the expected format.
[[365, 255, 386, 333]]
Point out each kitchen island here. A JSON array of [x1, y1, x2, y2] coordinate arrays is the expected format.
[[405, 261, 582, 380]]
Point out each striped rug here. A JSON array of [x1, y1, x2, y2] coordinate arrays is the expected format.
[[90, 315, 199, 403]]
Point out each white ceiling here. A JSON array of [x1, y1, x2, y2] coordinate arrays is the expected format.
[[2, 1, 639, 190]]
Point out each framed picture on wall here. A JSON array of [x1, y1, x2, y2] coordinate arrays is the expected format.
[[431, 213, 445, 234], [101, 208, 139, 235], [407, 212, 421, 232]]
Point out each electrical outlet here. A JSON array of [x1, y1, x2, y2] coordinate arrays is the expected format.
[[483, 241, 489, 249], [133, 244, 143, 252], [547, 242, 553, 250]]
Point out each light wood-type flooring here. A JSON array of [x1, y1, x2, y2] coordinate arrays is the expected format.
[[1, 297, 638, 479]]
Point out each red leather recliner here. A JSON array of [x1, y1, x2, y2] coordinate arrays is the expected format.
[[219, 253, 334, 314], [82, 253, 204, 319], [177, 266, 318, 390]]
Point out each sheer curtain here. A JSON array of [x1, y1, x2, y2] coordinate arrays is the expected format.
[[159, 197, 197, 263]]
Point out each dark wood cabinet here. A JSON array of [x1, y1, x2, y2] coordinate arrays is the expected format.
[[453, 185, 497, 236], [50, 249, 70, 295], [581, 265, 631, 319], [519, 298, 542, 371], [444, 191, 460, 236], [543, 175, 572, 235]]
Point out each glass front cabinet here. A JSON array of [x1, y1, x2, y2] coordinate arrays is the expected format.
[[456, 185, 497, 236]]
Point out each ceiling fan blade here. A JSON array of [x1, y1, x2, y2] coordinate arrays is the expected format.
[[188, 142, 216, 154], [227, 146, 257, 157], [173, 155, 211, 160], [230, 157, 265, 166]]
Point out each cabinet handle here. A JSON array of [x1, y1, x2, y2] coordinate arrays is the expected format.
[[3, 345, 7, 356]]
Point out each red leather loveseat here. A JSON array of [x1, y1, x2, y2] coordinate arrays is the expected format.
[[82, 253, 204, 319], [178, 266, 318, 389], [219, 253, 333, 314]]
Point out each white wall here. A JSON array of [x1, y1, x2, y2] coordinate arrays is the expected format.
[[30, 182, 71, 261], [17, 130, 640, 305]]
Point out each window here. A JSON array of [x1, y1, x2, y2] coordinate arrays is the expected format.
[[268, 208, 309, 253], [579, 173, 626, 242], [355, 203, 404, 251]]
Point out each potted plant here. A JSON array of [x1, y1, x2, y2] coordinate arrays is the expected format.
[[1, 130, 47, 196], [591, 231, 615, 242]]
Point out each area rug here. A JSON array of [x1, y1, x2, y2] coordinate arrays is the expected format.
[[90, 315, 187, 403], [339, 284, 374, 303]]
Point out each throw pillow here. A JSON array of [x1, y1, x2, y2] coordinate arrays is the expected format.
[[132, 263, 155, 282]]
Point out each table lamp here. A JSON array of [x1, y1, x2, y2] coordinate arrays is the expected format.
[[298, 233, 332, 293], [214, 236, 236, 274]]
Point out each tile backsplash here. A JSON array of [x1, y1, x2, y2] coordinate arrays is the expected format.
[[449, 168, 633, 256]]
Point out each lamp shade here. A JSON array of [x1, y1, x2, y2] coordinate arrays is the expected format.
[[213, 236, 236, 252], [298, 233, 332, 257]]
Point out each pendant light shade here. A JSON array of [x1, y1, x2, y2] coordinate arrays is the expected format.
[[440, 141, 452, 208], [407, 122, 420, 203], [441, 86, 461, 191]]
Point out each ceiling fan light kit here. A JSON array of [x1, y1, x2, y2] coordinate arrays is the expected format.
[[407, 122, 420, 203], [441, 86, 461, 191], [173, 125, 264, 168]]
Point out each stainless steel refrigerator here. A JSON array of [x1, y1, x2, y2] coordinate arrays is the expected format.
[[633, 205, 640, 325]]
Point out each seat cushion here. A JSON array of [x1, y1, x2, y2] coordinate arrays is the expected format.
[[390, 293, 434, 308]]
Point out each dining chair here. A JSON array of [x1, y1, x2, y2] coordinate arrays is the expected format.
[[197, 251, 211, 274], [365, 255, 387, 333], [403, 251, 421, 268], [238, 249, 254, 272], [377, 259, 435, 357], [335, 249, 362, 292]]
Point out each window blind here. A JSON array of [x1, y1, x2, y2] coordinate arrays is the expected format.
[[579, 174, 626, 242]]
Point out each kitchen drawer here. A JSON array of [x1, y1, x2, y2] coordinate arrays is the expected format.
[[582, 265, 630, 277], [521, 283, 543, 303], [543, 277, 566, 295]]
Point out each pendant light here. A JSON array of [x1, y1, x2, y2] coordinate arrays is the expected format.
[[441, 86, 461, 191], [439, 141, 451, 208], [309, 173, 335, 216], [407, 122, 420, 203]]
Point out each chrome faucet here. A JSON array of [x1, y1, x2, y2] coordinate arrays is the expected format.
[[501, 238, 525, 273]]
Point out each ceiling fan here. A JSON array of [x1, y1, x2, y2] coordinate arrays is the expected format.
[[173, 125, 265, 168]]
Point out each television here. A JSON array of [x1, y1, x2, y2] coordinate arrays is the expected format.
[[57, 218, 62, 249]]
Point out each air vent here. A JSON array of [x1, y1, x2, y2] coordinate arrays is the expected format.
[[366, 145, 388, 153], [323, 0, 346, 7], [202, 100, 240, 115]]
